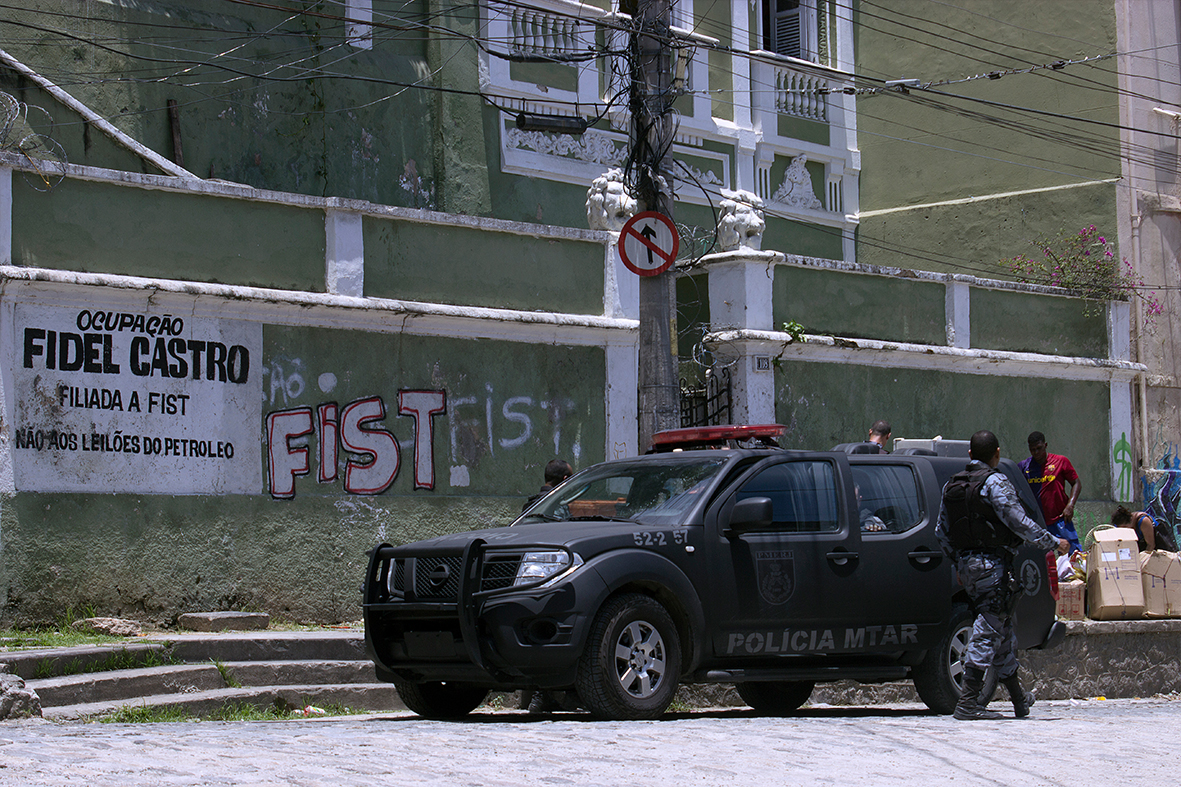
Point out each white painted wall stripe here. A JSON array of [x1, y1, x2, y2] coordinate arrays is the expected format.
[[0, 266, 638, 346], [858, 178, 1121, 218], [706, 328, 1145, 383]]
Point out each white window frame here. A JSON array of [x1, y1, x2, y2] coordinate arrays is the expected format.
[[767, 0, 818, 63]]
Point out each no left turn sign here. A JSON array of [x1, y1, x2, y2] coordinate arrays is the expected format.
[[619, 211, 679, 277]]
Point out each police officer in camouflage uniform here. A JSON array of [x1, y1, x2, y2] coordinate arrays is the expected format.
[[936, 430, 1069, 720]]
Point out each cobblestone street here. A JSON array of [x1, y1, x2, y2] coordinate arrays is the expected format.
[[0, 698, 1174, 786]]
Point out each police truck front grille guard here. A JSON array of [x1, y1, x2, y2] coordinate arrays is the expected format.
[[457, 540, 580, 681], [367, 541, 577, 681], [368, 545, 547, 600], [368, 543, 577, 603]]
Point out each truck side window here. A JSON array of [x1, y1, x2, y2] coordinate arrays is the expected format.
[[850, 464, 923, 533], [736, 460, 839, 532]]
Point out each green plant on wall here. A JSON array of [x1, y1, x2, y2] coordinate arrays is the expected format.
[[1001, 225, 1163, 321], [782, 321, 806, 344]]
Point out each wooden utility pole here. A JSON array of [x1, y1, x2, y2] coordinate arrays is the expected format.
[[631, 0, 678, 452]]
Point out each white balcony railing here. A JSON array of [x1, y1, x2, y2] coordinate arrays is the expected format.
[[773, 67, 829, 122], [507, 6, 586, 57]]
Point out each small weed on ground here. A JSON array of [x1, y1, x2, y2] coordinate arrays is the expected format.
[[1, 628, 122, 651], [212, 660, 241, 688], [96, 701, 366, 724], [33, 647, 178, 679], [99, 705, 194, 724]]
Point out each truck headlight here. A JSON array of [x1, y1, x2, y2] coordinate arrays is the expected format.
[[515, 551, 584, 587]]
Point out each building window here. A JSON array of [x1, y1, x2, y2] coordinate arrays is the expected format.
[[763, 0, 818, 62]]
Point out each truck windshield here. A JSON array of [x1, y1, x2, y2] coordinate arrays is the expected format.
[[518, 456, 729, 526]]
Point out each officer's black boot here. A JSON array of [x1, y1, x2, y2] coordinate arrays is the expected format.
[[953, 666, 1003, 720], [1001, 671, 1035, 718]]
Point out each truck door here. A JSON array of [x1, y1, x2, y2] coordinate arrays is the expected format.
[[846, 459, 951, 650], [704, 454, 866, 659]]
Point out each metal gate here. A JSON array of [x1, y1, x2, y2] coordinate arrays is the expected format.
[[679, 368, 732, 428]]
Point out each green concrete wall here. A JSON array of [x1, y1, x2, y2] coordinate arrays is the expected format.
[[773, 266, 945, 344], [10, 178, 325, 291], [0, 321, 607, 625], [0, 0, 437, 206], [763, 220, 844, 260], [854, 0, 1120, 276], [773, 359, 1112, 497], [0, 491, 519, 626], [857, 184, 1119, 277], [971, 288, 1107, 357], [363, 216, 604, 312]]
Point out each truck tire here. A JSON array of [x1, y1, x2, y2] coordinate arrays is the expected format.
[[736, 680, 815, 714], [912, 602, 974, 714], [396, 681, 488, 720], [576, 593, 681, 720]]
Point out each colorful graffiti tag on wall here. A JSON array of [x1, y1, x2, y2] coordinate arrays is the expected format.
[[1141, 443, 1181, 550], [267, 391, 445, 499], [1113, 432, 1133, 502]]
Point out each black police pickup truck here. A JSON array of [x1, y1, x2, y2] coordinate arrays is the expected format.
[[363, 426, 1064, 720]]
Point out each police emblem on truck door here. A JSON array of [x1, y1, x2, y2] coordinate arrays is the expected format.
[[757, 550, 794, 604], [1018, 557, 1042, 596]]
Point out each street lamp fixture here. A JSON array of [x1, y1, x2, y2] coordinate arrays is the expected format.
[[515, 113, 589, 135]]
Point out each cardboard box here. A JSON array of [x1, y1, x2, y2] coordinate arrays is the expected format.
[[1056, 578, 1086, 620], [1140, 550, 1181, 618], [1086, 527, 1146, 620]]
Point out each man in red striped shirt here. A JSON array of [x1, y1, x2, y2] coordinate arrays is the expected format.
[[1018, 431, 1082, 553]]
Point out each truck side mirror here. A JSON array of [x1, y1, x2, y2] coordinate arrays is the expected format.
[[727, 496, 773, 534]]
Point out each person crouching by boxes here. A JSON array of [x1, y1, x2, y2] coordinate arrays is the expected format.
[[1112, 506, 1178, 553]]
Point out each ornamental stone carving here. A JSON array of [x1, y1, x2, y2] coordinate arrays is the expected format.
[[586, 169, 637, 232], [771, 154, 823, 210], [717, 189, 766, 251]]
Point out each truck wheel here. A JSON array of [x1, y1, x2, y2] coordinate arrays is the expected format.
[[576, 593, 681, 720], [736, 680, 815, 715], [396, 681, 488, 720], [913, 602, 974, 715]]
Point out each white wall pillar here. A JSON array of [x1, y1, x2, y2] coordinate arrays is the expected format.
[[729, 349, 777, 424], [606, 341, 638, 459], [705, 249, 784, 425], [325, 205, 364, 297], [1108, 299, 1131, 361], [945, 279, 970, 348], [345, 0, 373, 49], [1, 166, 12, 265], [1111, 379, 1135, 501], [605, 236, 640, 320], [706, 250, 779, 332]]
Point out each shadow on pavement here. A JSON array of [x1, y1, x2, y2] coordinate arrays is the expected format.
[[367, 705, 938, 723]]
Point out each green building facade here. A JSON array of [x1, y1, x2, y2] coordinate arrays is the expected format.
[[0, 1, 1144, 624]]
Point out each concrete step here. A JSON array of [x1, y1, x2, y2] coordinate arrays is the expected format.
[[221, 660, 378, 687], [149, 631, 367, 663], [42, 683, 407, 720], [27, 664, 227, 708], [0, 643, 170, 681]]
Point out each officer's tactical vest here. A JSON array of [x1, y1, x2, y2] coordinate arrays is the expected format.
[[942, 466, 1021, 550]]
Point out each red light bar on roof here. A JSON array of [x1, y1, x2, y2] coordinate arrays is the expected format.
[[651, 424, 787, 447]]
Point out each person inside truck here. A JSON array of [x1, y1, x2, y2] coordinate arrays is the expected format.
[[521, 459, 573, 512], [1112, 505, 1178, 552], [855, 481, 887, 532]]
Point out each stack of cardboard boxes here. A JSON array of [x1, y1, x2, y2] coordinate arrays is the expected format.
[[1055, 527, 1181, 621]]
